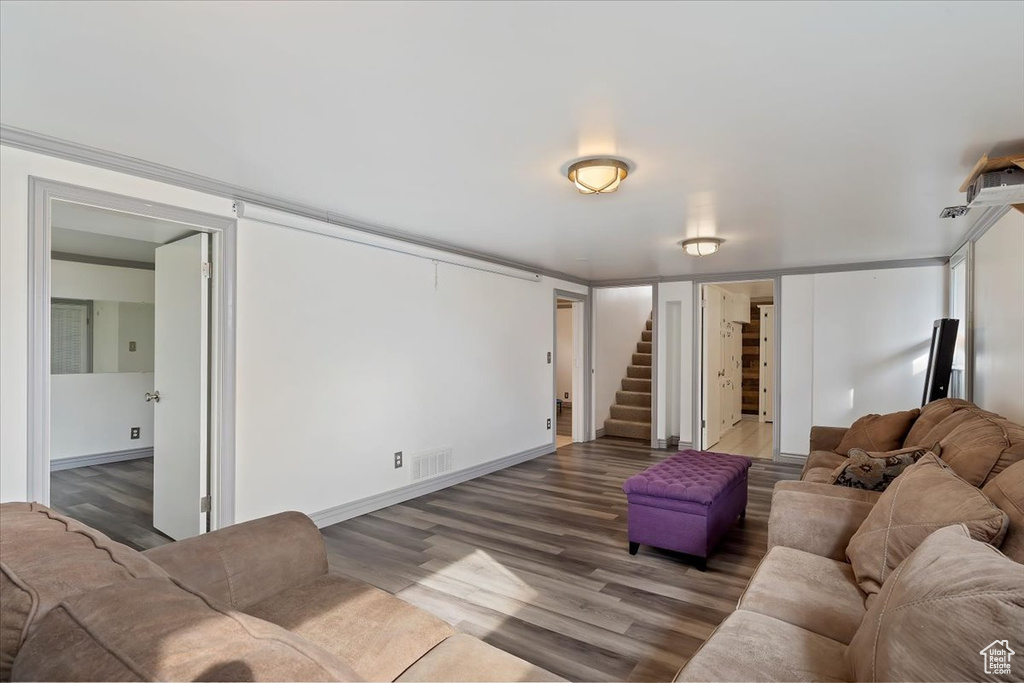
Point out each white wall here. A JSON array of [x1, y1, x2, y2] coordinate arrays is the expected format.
[[974, 210, 1024, 423], [779, 266, 946, 456], [656, 281, 694, 445], [593, 286, 652, 431], [51, 259, 155, 303], [117, 302, 155, 372], [51, 373, 155, 458], [234, 218, 585, 521], [555, 306, 573, 404]]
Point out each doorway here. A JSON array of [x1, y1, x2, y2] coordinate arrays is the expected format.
[[699, 279, 776, 459], [552, 289, 591, 448], [28, 180, 237, 545]]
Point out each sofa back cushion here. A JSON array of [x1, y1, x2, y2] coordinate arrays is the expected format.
[[902, 398, 976, 448], [845, 454, 1009, 604], [938, 414, 1024, 487], [983, 460, 1024, 563], [847, 525, 1024, 682], [0, 503, 166, 681], [835, 409, 920, 455], [11, 577, 360, 681]]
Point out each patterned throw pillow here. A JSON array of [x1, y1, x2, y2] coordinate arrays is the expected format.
[[827, 447, 931, 491]]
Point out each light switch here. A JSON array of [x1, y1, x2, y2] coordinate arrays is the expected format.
[[129, 341, 137, 352]]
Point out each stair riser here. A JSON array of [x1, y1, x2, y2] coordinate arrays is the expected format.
[[641, 330, 652, 342], [604, 419, 651, 440], [626, 365, 652, 379], [621, 378, 652, 392], [632, 353, 652, 367], [611, 405, 652, 422], [616, 391, 651, 407], [636, 341, 652, 353], [646, 319, 653, 331]]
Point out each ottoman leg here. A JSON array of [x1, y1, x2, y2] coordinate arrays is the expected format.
[[694, 556, 707, 572], [629, 541, 639, 555]]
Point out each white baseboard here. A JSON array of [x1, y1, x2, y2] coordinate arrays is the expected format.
[[778, 452, 808, 466], [309, 442, 556, 528], [50, 447, 153, 471]]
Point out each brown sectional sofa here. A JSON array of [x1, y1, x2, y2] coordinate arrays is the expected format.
[[675, 399, 1024, 682], [0, 504, 561, 682]]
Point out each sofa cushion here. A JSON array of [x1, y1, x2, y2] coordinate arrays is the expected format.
[[673, 610, 849, 682], [774, 480, 883, 505], [983, 460, 1024, 563], [11, 577, 359, 682], [902, 397, 976, 448], [847, 525, 1024, 683], [826, 447, 930, 491], [804, 450, 847, 472], [845, 453, 1009, 604], [768, 488, 877, 562], [395, 634, 563, 682], [914, 406, 999, 453], [938, 414, 1024, 487], [245, 572, 455, 682], [835, 409, 920, 455], [0, 502, 166, 681], [737, 546, 866, 644], [802, 467, 834, 484]]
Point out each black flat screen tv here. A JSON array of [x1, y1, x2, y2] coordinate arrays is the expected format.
[[922, 318, 959, 406]]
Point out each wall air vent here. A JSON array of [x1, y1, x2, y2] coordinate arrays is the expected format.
[[411, 447, 453, 481]]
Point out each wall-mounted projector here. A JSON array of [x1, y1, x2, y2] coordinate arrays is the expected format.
[[966, 167, 1024, 207]]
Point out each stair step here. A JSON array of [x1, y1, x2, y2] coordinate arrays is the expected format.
[[646, 319, 653, 331], [641, 330, 652, 342], [626, 365, 652, 379], [636, 341, 652, 353], [632, 353, 652, 367], [622, 377, 652, 392], [604, 418, 651, 440], [611, 404, 652, 422], [616, 390, 651, 407]]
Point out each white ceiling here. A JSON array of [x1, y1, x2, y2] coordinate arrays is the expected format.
[[51, 201, 196, 262], [3, 2, 1022, 281]]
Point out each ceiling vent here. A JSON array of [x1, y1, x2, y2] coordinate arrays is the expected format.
[[966, 167, 1024, 207], [939, 205, 969, 219]]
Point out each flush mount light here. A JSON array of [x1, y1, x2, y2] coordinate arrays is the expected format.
[[680, 237, 724, 257], [567, 158, 629, 194]]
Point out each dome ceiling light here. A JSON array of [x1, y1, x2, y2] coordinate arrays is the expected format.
[[566, 158, 629, 194], [680, 237, 724, 257]]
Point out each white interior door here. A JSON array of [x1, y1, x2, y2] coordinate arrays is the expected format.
[[571, 301, 585, 442], [153, 233, 209, 541], [702, 286, 722, 448], [760, 305, 775, 423]]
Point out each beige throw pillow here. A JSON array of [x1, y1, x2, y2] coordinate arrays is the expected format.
[[847, 524, 1024, 682], [845, 453, 1009, 603], [827, 447, 930, 491], [835, 409, 920, 455]]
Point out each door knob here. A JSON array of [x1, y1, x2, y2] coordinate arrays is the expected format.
[[145, 391, 161, 403]]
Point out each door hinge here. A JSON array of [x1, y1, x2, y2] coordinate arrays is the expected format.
[[701, 419, 706, 428], [200, 495, 211, 513], [201, 262, 212, 279]]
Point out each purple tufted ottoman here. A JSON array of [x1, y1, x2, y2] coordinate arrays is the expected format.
[[622, 450, 752, 570]]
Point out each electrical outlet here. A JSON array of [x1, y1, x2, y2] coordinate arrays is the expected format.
[[546, 418, 551, 430], [394, 451, 403, 469], [564, 392, 569, 399], [130, 427, 140, 440], [546, 351, 551, 364]]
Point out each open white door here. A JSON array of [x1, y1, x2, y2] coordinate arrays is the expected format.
[[702, 285, 723, 449], [152, 233, 209, 541], [571, 301, 585, 442]]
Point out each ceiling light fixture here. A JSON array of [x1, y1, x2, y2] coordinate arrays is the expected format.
[[567, 158, 629, 194], [680, 237, 724, 257]]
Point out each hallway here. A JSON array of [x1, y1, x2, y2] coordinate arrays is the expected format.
[[710, 420, 773, 460]]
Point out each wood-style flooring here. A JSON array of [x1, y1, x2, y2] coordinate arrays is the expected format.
[[322, 437, 801, 681], [50, 457, 172, 551], [556, 405, 573, 448], [709, 419, 773, 460]]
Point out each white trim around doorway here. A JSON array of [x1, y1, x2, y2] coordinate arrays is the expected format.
[[27, 178, 238, 530]]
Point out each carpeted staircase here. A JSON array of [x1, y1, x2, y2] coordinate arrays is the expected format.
[[604, 314, 652, 440]]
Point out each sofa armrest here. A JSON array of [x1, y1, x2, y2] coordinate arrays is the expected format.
[[809, 425, 848, 454], [144, 511, 327, 609], [767, 487, 875, 562]]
